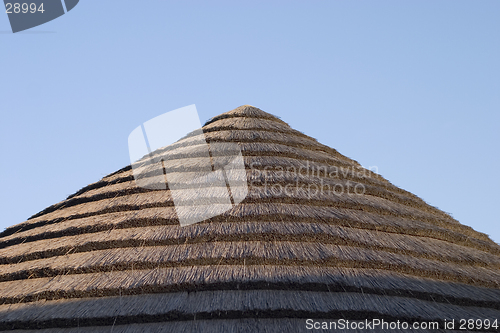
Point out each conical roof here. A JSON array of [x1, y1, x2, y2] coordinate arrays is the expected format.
[[1, 105, 499, 332]]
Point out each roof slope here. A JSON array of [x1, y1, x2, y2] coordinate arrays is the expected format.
[[1, 105, 499, 332]]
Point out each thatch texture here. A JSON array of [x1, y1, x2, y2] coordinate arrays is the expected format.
[[1, 105, 499, 332]]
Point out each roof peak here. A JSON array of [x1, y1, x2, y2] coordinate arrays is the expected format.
[[204, 105, 285, 126]]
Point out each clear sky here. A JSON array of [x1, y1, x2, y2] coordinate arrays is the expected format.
[[1, 1, 499, 244]]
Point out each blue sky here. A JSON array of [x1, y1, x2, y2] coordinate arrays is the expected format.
[[1, 1, 499, 243]]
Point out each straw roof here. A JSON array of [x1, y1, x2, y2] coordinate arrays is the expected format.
[[1, 105, 499, 332]]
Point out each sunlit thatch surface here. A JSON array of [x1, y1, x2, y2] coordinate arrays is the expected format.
[[1, 105, 499, 332]]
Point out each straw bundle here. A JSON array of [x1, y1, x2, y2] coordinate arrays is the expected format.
[[1, 105, 499, 332]]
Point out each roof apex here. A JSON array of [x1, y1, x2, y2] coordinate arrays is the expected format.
[[204, 105, 285, 126]]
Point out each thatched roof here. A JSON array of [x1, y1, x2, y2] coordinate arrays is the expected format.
[[1, 105, 499, 332]]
